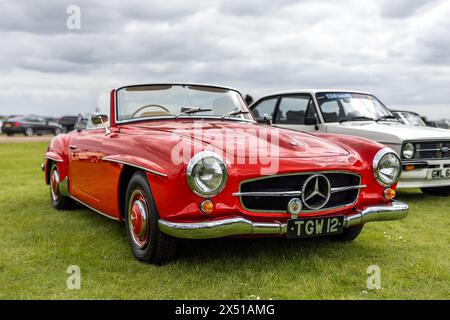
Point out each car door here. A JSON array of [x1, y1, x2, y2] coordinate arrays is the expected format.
[[272, 94, 323, 132], [68, 127, 105, 207], [36, 117, 48, 134]]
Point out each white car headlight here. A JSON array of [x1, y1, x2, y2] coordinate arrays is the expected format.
[[402, 143, 415, 159], [373, 148, 402, 187], [186, 151, 228, 197]]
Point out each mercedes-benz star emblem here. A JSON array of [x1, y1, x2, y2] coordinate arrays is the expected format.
[[441, 146, 449, 153], [301, 174, 331, 210]]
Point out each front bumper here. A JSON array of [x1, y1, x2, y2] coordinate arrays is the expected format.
[[158, 201, 409, 239], [398, 160, 450, 188]]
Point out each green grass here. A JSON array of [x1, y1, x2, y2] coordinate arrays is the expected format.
[[0, 142, 449, 300]]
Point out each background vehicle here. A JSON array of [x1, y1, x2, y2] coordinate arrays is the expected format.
[[58, 115, 80, 133], [391, 110, 428, 127], [43, 84, 408, 265], [2, 115, 62, 136], [250, 90, 450, 196]]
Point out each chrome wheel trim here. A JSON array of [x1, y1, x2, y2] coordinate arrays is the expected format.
[[50, 168, 60, 201], [128, 189, 150, 249]]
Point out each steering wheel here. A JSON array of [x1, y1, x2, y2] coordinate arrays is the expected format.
[[130, 104, 171, 118]]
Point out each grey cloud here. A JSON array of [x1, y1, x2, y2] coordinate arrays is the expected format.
[[378, 0, 438, 18], [218, 0, 302, 16], [0, 0, 449, 120]]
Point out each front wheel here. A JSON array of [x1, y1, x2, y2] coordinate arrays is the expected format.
[[125, 171, 178, 265], [421, 186, 450, 196], [50, 163, 74, 210]]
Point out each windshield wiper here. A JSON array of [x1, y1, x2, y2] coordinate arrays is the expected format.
[[175, 107, 213, 119], [376, 115, 397, 122], [340, 116, 375, 123], [221, 109, 250, 120]]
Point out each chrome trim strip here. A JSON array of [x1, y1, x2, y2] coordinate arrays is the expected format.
[[45, 156, 63, 163], [158, 201, 409, 239], [233, 191, 302, 197], [331, 184, 367, 193], [102, 157, 167, 177], [115, 115, 256, 125], [416, 148, 442, 152], [69, 195, 120, 221]]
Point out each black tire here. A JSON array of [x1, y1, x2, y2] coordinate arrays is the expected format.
[[24, 128, 33, 136], [6, 133, 14, 137], [50, 163, 74, 210], [124, 171, 178, 265], [332, 225, 364, 242], [421, 186, 450, 197]]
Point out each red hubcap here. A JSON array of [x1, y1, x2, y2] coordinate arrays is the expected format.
[[128, 191, 149, 248]]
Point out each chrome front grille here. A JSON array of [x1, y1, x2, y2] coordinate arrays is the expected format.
[[410, 141, 450, 160], [234, 172, 365, 213]]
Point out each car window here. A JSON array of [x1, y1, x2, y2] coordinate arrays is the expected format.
[[251, 98, 278, 121], [275, 96, 315, 124], [320, 100, 341, 122], [116, 85, 250, 121]]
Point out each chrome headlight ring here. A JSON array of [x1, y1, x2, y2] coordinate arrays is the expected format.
[[373, 148, 402, 187], [402, 142, 415, 160], [186, 151, 228, 197]]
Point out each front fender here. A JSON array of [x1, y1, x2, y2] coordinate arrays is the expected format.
[[102, 154, 168, 177]]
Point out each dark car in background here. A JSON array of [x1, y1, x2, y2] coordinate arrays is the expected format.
[[58, 115, 79, 133], [391, 110, 428, 127], [2, 116, 62, 136]]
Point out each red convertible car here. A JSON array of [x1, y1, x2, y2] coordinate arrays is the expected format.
[[42, 83, 408, 264]]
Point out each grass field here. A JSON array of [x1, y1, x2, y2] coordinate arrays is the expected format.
[[0, 141, 449, 300]]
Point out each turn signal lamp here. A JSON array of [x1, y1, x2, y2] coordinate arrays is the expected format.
[[405, 165, 415, 171], [384, 188, 396, 200], [200, 199, 214, 215]]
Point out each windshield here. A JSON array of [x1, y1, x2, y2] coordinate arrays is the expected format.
[[394, 112, 427, 127], [116, 84, 252, 122], [316, 92, 393, 123]]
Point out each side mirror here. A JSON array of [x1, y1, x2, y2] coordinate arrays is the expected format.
[[91, 113, 111, 135], [263, 113, 273, 125], [305, 114, 320, 130]]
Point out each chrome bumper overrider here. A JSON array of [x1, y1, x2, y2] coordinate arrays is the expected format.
[[158, 201, 409, 239]]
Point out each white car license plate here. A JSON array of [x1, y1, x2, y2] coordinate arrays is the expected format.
[[427, 169, 450, 180]]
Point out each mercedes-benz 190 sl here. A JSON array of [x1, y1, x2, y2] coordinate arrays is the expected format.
[[42, 84, 408, 264]]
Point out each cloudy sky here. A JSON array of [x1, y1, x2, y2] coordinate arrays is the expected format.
[[0, 0, 449, 119]]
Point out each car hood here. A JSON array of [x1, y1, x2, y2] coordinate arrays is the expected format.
[[133, 120, 350, 159], [326, 121, 450, 144]]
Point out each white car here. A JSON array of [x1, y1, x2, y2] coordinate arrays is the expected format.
[[250, 90, 450, 196]]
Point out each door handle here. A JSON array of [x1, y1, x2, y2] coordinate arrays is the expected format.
[[69, 145, 77, 150]]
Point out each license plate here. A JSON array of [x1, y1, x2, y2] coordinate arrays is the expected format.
[[3, 124, 11, 127], [427, 169, 450, 180], [287, 216, 344, 239]]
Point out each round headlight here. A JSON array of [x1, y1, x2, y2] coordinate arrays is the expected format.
[[402, 143, 415, 159], [373, 148, 402, 186], [186, 151, 228, 197]]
